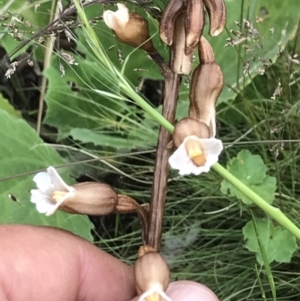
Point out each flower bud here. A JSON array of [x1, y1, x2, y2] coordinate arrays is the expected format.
[[170, 13, 193, 74], [203, 0, 226, 36], [184, 0, 205, 55], [159, 0, 184, 45], [103, 4, 155, 52], [189, 36, 223, 137], [135, 246, 171, 301]]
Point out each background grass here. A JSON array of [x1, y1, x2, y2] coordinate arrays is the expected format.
[[1, 0, 300, 300]]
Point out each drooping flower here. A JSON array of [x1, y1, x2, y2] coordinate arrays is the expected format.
[[203, 0, 227, 37], [103, 3, 154, 52], [169, 135, 223, 176], [170, 13, 193, 74], [159, 0, 184, 46], [30, 166, 118, 216], [189, 36, 224, 137]]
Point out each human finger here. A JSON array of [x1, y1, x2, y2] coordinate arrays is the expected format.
[[130, 280, 219, 301], [0, 225, 135, 301]]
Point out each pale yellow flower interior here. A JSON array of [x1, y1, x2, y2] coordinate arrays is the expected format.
[[52, 191, 68, 203], [146, 292, 161, 301], [185, 138, 207, 166]]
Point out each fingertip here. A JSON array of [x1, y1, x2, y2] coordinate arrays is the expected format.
[[78, 243, 136, 301], [130, 280, 220, 301], [167, 281, 220, 301], [0, 225, 136, 301]]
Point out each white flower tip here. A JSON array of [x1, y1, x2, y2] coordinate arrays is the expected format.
[[138, 286, 172, 301], [45, 208, 57, 216], [32, 171, 51, 192], [116, 3, 127, 10], [46, 166, 75, 193], [31, 166, 76, 216], [103, 11, 116, 29], [46, 166, 56, 173], [103, 3, 129, 30]]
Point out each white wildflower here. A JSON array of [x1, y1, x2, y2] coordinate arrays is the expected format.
[[169, 135, 223, 176], [30, 166, 75, 216]]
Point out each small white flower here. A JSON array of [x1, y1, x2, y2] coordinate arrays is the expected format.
[[138, 283, 172, 301], [169, 135, 223, 176], [103, 3, 129, 30], [30, 166, 75, 216]]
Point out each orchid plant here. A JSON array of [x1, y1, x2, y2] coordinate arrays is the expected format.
[[20, 0, 300, 300], [29, 0, 227, 299]]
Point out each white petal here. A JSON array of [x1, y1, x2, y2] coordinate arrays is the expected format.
[[45, 191, 76, 216], [115, 3, 129, 24], [138, 286, 172, 301], [103, 3, 129, 30], [200, 138, 224, 157], [169, 136, 223, 176], [103, 10, 117, 29], [31, 189, 46, 204], [30, 189, 55, 214], [33, 172, 53, 194], [47, 166, 74, 192], [36, 200, 56, 214], [169, 139, 204, 176]]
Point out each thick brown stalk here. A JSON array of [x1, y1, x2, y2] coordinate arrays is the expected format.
[[147, 71, 180, 251]]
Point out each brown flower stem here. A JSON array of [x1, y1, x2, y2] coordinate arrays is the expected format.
[[116, 194, 149, 244], [147, 50, 172, 76], [147, 70, 180, 251]]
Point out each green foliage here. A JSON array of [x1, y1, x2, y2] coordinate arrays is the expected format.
[[243, 218, 298, 265], [220, 150, 277, 204], [44, 51, 159, 148], [0, 93, 21, 118], [212, 0, 300, 101], [0, 0, 52, 55], [0, 110, 93, 241], [251, 216, 276, 300], [179, 0, 300, 105]]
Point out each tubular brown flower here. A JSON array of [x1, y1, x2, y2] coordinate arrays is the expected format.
[[31, 166, 149, 224], [189, 36, 224, 137], [159, 0, 184, 46], [203, 0, 227, 36], [170, 13, 193, 74], [57, 182, 118, 215], [184, 0, 205, 56]]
